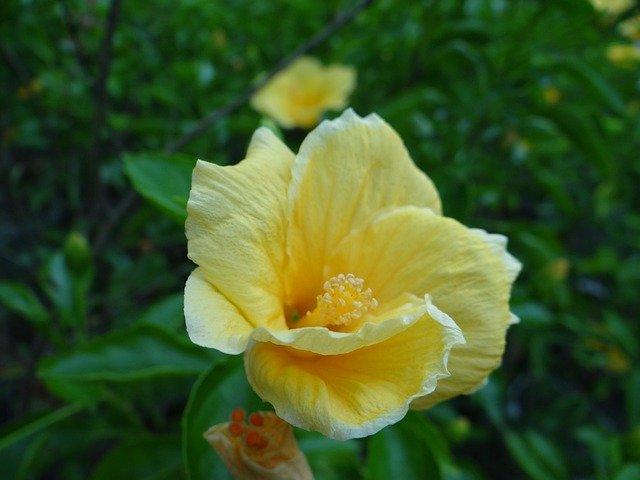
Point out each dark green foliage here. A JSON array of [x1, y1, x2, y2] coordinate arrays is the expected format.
[[1, 0, 639, 478]]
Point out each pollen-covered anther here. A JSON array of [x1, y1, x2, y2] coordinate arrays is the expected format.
[[313, 273, 378, 327]]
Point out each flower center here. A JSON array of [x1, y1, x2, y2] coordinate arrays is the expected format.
[[295, 273, 378, 329]]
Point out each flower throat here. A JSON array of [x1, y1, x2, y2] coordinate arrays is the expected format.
[[293, 273, 378, 330]]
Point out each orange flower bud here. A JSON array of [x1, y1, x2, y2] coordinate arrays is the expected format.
[[204, 410, 313, 480]]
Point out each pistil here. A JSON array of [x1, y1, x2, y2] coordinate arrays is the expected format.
[[295, 273, 378, 329]]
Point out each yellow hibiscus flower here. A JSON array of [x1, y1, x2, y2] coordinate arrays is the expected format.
[[607, 43, 640, 66], [250, 56, 356, 129], [590, 0, 634, 16], [185, 110, 520, 440], [619, 15, 640, 41]]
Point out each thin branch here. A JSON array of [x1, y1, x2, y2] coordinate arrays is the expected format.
[[59, 0, 91, 76], [93, 0, 374, 253], [0, 44, 31, 84], [87, 0, 121, 216], [93, 189, 138, 254], [165, 0, 374, 153]]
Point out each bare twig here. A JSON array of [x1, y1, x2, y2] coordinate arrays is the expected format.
[[93, 0, 374, 253], [165, 0, 374, 153], [0, 44, 30, 84], [59, 0, 91, 76], [93, 189, 139, 253], [88, 0, 121, 217]]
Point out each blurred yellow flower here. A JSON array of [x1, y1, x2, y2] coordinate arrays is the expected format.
[[204, 409, 313, 480], [590, 0, 634, 16], [607, 43, 640, 67], [545, 258, 570, 282], [250, 56, 356, 129], [185, 110, 520, 439], [605, 347, 630, 373], [542, 86, 561, 106], [619, 15, 640, 40], [17, 78, 43, 100]]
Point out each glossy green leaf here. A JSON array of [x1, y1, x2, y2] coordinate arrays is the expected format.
[[0, 282, 49, 326], [139, 293, 185, 332], [182, 356, 266, 480], [505, 429, 569, 480], [365, 412, 442, 480], [124, 152, 197, 223], [0, 403, 83, 451], [627, 372, 640, 428], [15, 433, 49, 480], [39, 251, 92, 334], [91, 436, 183, 480], [543, 106, 615, 179], [576, 426, 623, 479], [39, 324, 215, 383], [535, 55, 627, 116], [297, 430, 362, 480], [615, 464, 640, 480]]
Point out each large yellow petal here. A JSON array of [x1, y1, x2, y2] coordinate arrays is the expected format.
[[184, 268, 253, 354], [471, 228, 522, 325], [185, 128, 294, 338], [244, 300, 464, 440], [470, 228, 522, 284], [285, 110, 442, 314], [325, 206, 516, 407]]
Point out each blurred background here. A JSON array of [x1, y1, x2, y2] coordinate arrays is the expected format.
[[1, 0, 639, 479]]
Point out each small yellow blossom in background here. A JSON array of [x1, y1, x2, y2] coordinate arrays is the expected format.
[[250, 56, 356, 129], [185, 109, 521, 440], [204, 409, 313, 480], [542, 85, 561, 106], [605, 347, 630, 373], [584, 339, 630, 374], [212, 29, 228, 50], [607, 43, 640, 67], [590, 0, 634, 16], [545, 258, 570, 282], [619, 15, 640, 40], [17, 78, 43, 100]]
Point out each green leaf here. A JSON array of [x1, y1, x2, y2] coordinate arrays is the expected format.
[[0, 282, 50, 326], [627, 372, 640, 427], [512, 302, 553, 328], [15, 433, 49, 480], [576, 426, 623, 479], [365, 412, 442, 480], [615, 464, 640, 480], [91, 436, 183, 480], [0, 403, 83, 451], [39, 324, 215, 383], [505, 429, 569, 480], [535, 55, 627, 116], [124, 152, 197, 223], [39, 251, 92, 334], [182, 357, 267, 480], [297, 430, 362, 480], [543, 106, 615, 179], [139, 293, 185, 332]]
